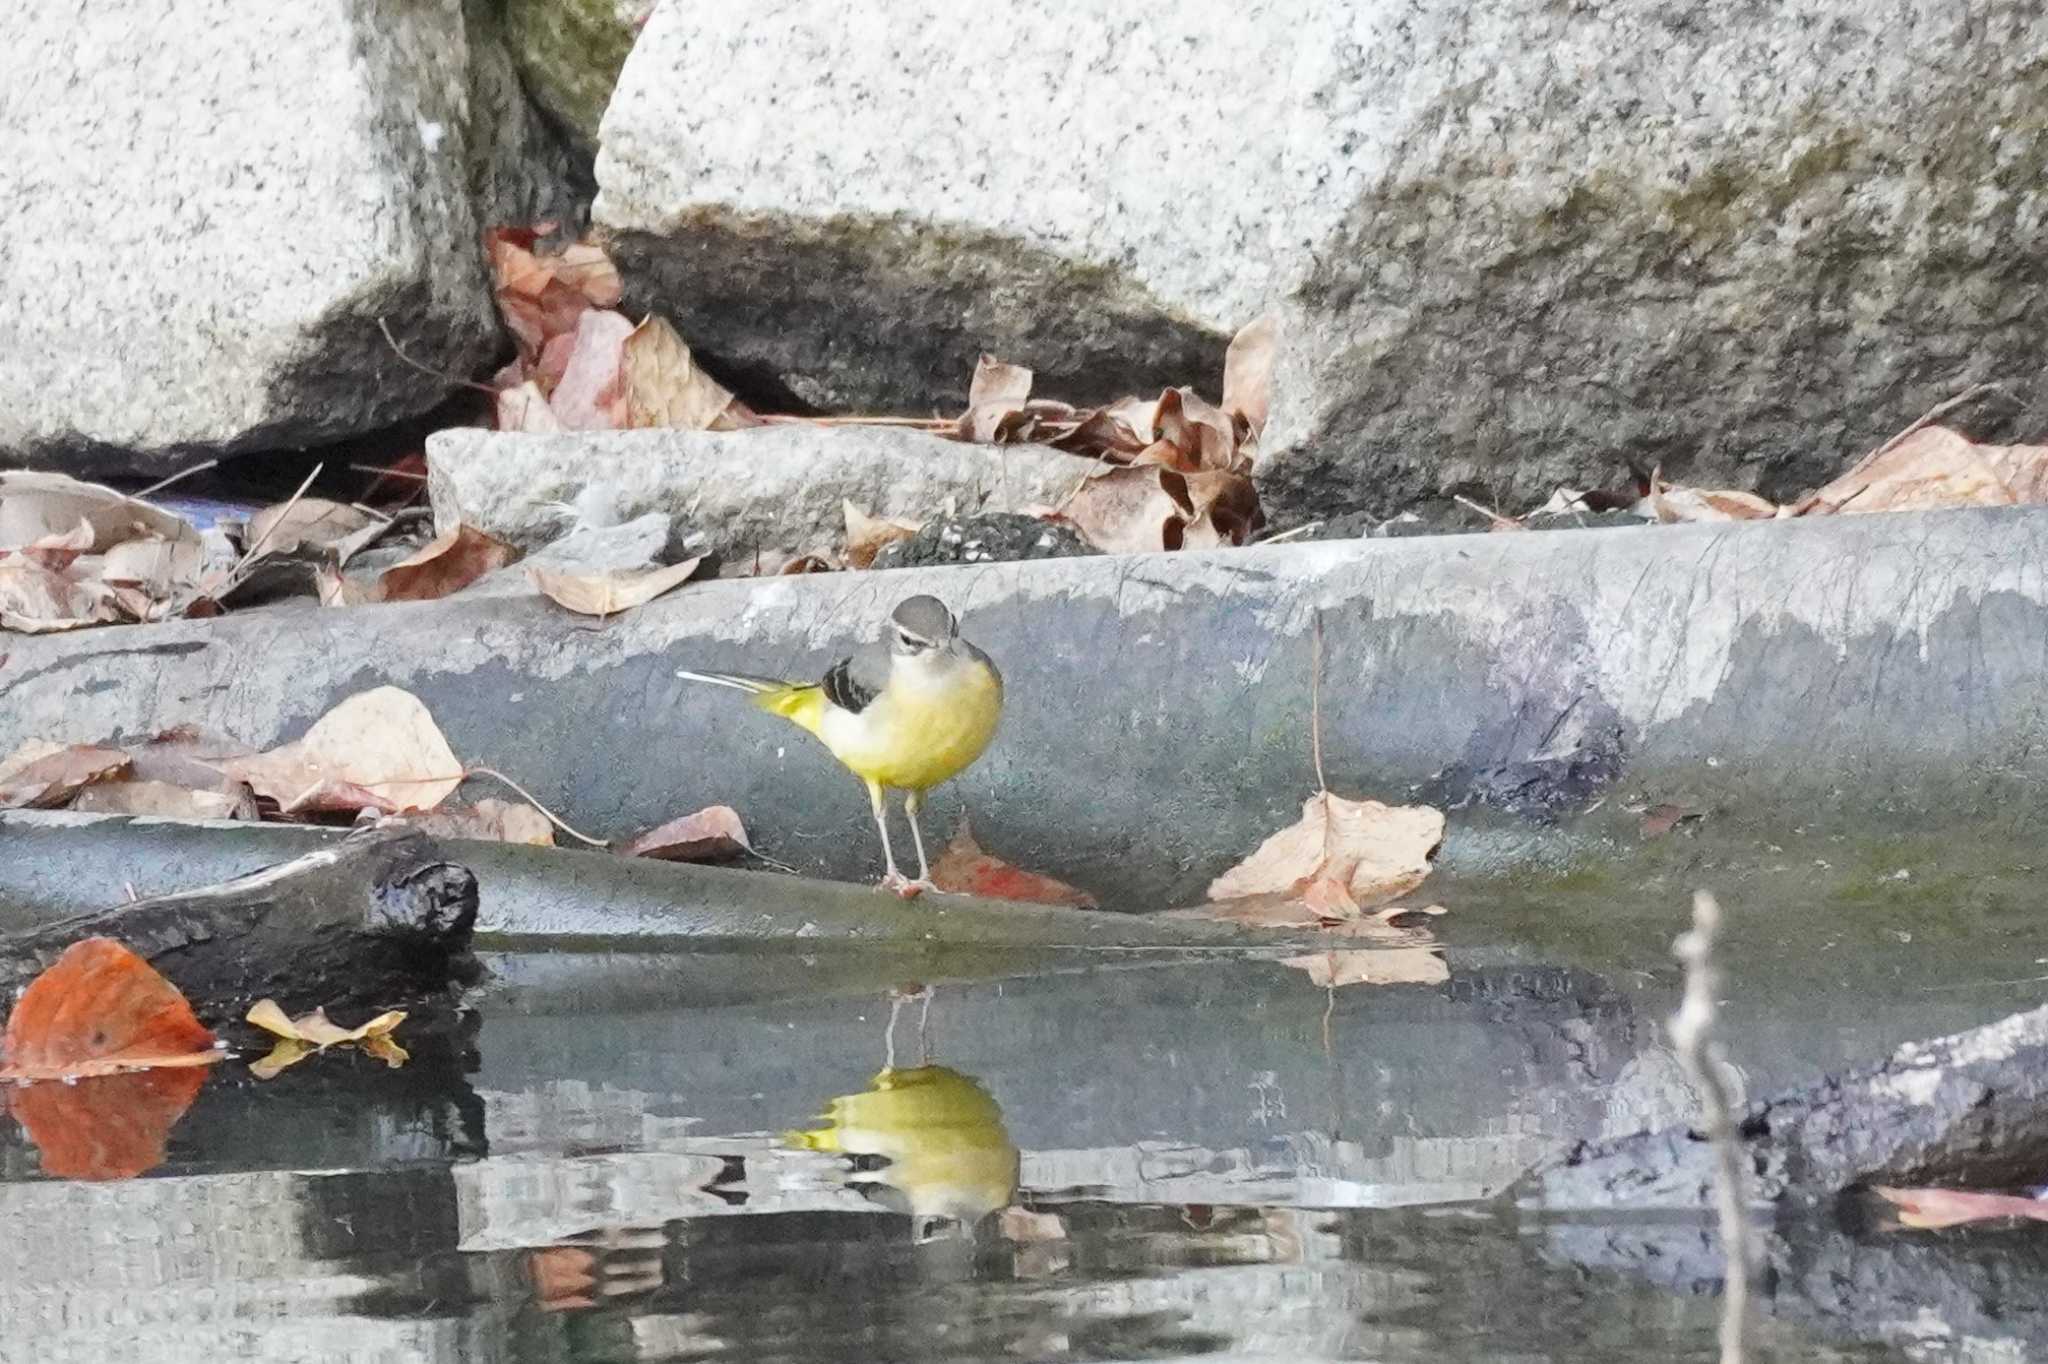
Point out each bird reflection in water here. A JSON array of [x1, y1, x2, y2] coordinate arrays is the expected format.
[[784, 986, 1021, 1242]]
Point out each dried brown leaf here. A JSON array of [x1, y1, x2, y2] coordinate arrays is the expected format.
[[1282, 946, 1449, 988], [843, 502, 921, 570], [1649, 487, 1778, 523], [1054, 406, 1153, 458], [374, 524, 519, 603], [530, 554, 707, 616], [1057, 466, 1187, 554], [0, 740, 131, 809], [221, 686, 462, 814], [549, 309, 636, 431], [98, 534, 206, 602], [244, 498, 375, 557], [497, 380, 565, 433], [1222, 314, 1279, 439], [621, 804, 755, 862], [1799, 426, 2024, 515], [968, 354, 1033, 411], [70, 779, 246, 820], [553, 240, 624, 308], [20, 518, 94, 569], [1157, 388, 1236, 472], [621, 315, 759, 431], [486, 229, 595, 361], [1208, 793, 1445, 911], [0, 471, 199, 554], [0, 560, 119, 633]]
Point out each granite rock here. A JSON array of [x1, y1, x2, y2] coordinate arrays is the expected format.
[[426, 425, 1104, 558], [0, 0, 573, 474], [502, 0, 655, 151], [594, 0, 2048, 517]]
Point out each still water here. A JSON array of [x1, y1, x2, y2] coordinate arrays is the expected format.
[[0, 928, 2030, 1364]]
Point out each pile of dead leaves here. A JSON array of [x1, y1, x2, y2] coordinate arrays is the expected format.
[[483, 228, 1272, 561], [0, 471, 234, 632], [0, 463, 712, 634], [488, 225, 759, 436]]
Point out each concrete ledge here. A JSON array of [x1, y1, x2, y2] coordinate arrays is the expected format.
[[2, 509, 2043, 905]]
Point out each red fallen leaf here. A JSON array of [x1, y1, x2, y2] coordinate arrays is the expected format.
[[621, 804, 754, 862], [9, 1068, 209, 1181], [550, 310, 636, 431], [929, 819, 1097, 907], [485, 228, 598, 362], [529, 1245, 599, 1311], [1874, 1185, 2048, 1230], [1, 938, 220, 1080]]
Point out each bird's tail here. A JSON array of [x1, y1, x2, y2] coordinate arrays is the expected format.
[[676, 670, 825, 726]]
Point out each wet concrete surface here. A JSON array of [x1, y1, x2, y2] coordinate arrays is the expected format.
[[7, 510, 2048, 905]]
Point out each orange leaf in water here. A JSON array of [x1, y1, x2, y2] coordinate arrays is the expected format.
[[1, 938, 219, 1080], [9, 1067, 209, 1181], [930, 819, 1097, 907]]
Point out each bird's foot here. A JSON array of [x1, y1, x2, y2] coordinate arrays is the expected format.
[[877, 873, 942, 899]]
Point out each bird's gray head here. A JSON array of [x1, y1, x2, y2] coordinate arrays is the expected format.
[[888, 595, 958, 656]]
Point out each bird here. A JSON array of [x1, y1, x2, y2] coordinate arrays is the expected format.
[[675, 595, 1003, 896]]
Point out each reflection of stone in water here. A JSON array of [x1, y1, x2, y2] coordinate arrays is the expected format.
[[785, 1064, 1020, 1234]]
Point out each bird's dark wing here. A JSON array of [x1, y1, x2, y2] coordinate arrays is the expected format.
[[821, 643, 889, 713]]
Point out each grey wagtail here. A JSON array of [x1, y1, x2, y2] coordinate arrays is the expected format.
[[676, 595, 1003, 895]]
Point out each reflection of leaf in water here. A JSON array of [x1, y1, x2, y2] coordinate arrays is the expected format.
[[9, 1067, 209, 1180], [785, 1065, 1020, 1228]]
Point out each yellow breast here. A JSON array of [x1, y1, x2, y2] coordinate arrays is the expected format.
[[817, 656, 1002, 792]]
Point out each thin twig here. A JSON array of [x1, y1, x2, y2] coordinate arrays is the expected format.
[[376, 317, 497, 395], [1310, 611, 1328, 794], [1255, 522, 1324, 545], [1453, 493, 1523, 530], [348, 463, 430, 482], [1670, 889, 1750, 1364], [755, 413, 953, 430], [128, 459, 221, 504], [1871, 381, 2008, 462], [461, 765, 610, 847]]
